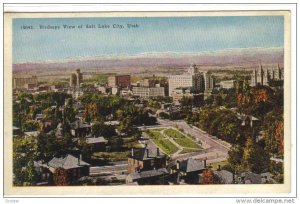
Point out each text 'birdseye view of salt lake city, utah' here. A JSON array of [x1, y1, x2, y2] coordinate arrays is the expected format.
[[10, 15, 285, 187]]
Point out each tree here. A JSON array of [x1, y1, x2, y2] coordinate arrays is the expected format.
[[64, 98, 76, 123], [22, 119, 40, 132], [263, 111, 284, 157], [92, 121, 116, 139], [242, 138, 270, 173], [228, 145, 243, 172], [201, 168, 214, 184], [23, 159, 39, 186], [36, 132, 60, 161]]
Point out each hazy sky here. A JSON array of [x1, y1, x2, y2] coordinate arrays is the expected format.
[[13, 16, 284, 64]]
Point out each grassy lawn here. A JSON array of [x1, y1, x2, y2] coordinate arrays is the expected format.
[[92, 151, 131, 162], [208, 161, 229, 170], [164, 128, 202, 149], [147, 130, 178, 155]]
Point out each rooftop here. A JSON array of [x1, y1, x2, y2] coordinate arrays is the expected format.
[[127, 168, 168, 180], [178, 158, 206, 173], [214, 170, 233, 184], [86, 137, 108, 144], [48, 154, 90, 170]]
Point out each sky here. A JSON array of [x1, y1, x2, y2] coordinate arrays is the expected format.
[[12, 16, 284, 64]]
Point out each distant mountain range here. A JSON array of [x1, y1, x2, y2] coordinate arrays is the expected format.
[[13, 47, 284, 72]]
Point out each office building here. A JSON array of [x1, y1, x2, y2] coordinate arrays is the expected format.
[[13, 76, 38, 89], [168, 64, 213, 96], [70, 69, 83, 88], [132, 86, 165, 98]]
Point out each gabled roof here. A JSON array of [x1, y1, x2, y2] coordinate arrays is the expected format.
[[236, 114, 259, 121], [131, 148, 166, 160], [48, 154, 90, 170], [127, 168, 168, 180], [179, 158, 205, 173]]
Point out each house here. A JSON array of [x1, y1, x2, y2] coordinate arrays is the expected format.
[[36, 154, 90, 185], [260, 172, 276, 184], [171, 158, 207, 184], [236, 172, 262, 184], [127, 147, 167, 174], [70, 120, 91, 137], [213, 169, 234, 184], [236, 114, 259, 128], [126, 168, 169, 185], [86, 137, 108, 152]]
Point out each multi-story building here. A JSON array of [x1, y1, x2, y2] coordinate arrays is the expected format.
[[108, 75, 131, 88], [132, 85, 165, 98], [204, 72, 215, 91], [70, 69, 83, 88], [168, 65, 213, 96], [13, 75, 38, 89]]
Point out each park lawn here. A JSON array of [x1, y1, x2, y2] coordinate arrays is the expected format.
[[179, 148, 202, 154], [164, 128, 202, 149], [147, 130, 178, 155]]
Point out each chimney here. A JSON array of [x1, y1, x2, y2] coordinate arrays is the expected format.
[[131, 148, 134, 157], [78, 154, 82, 166], [157, 148, 160, 156], [176, 160, 180, 170], [146, 149, 149, 158]]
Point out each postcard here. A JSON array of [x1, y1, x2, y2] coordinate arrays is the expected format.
[[3, 10, 291, 196]]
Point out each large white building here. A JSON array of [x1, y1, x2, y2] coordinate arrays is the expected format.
[[132, 86, 165, 98], [168, 65, 214, 96]]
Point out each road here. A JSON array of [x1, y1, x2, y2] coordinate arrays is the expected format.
[[90, 161, 128, 175]]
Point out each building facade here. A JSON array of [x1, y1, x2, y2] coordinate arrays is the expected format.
[[251, 64, 284, 87], [108, 75, 131, 88], [127, 147, 167, 174], [132, 86, 165, 98], [70, 69, 83, 88], [13, 76, 38, 89]]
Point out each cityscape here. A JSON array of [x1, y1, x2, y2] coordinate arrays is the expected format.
[[12, 16, 284, 186]]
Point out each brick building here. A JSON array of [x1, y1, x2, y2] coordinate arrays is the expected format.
[[127, 147, 167, 174]]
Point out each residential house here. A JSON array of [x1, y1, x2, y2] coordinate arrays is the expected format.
[[86, 137, 108, 152], [127, 147, 167, 174], [70, 120, 91, 137], [171, 158, 207, 184], [236, 172, 262, 184]]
